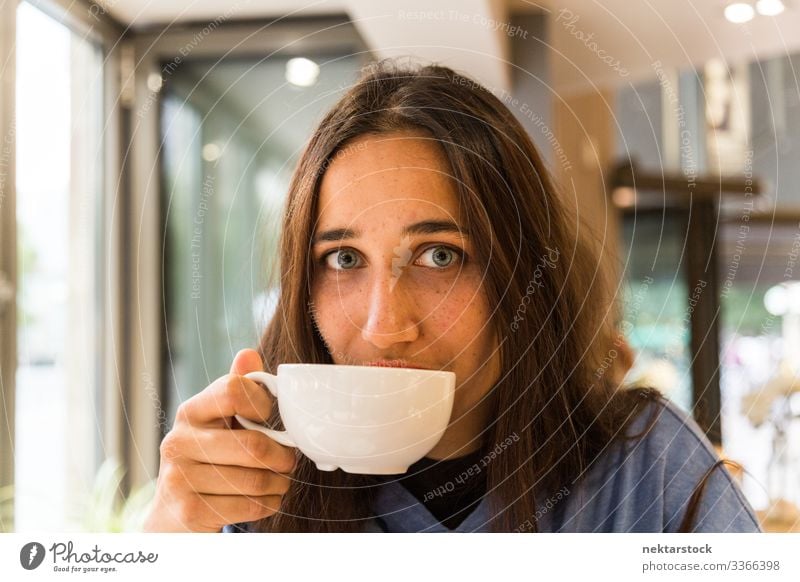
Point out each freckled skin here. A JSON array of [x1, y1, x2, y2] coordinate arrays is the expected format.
[[310, 132, 501, 459]]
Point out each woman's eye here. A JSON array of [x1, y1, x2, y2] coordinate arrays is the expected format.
[[321, 246, 464, 271], [324, 249, 361, 270], [415, 246, 461, 269]]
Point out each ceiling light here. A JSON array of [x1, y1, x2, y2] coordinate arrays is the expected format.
[[285, 57, 320, 87], [147, 72, 163, 92], [724, 2, 756, 23], [756, 0, 786, 15], [764, 282, 800, 316], [612, 186, 636, 208], [202, 143, 222, 162], [764, 285, 788, 315]]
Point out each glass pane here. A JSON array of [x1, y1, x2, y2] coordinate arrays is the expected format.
[[614, 75, 695, 413], [715, 51, 800, 524], [161, 56, 364, 426], [15, 1, 104, 531], [614, 79, 664, 172], [749, 54, 800, 211], [619, 210, 693, 412], [719, 221, 800, 514]]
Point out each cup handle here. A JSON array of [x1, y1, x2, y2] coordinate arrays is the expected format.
[[233, 371, 297, 448]]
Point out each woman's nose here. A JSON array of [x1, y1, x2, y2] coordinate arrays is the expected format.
[[359, 269, 419, 349]]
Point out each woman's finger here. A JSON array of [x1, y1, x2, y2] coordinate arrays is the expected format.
[[169, 493, 284, 532], [160, 427, 298, 474], [175, 373, 275, 427], [164, 461, 293, 497]]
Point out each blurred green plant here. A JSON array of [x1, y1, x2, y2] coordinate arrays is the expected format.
[[17, 222, 39, 329], [81, 457, 156, 532], [0, 458, 155, 532], [0, 484, 13, 533]]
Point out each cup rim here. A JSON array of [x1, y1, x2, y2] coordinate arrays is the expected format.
[[276, 363, 455, 377]]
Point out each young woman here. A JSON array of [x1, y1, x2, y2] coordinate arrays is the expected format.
[[144, 60, 761, 533]]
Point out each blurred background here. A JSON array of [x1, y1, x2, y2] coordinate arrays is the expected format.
[[0, 0, 799, 532]]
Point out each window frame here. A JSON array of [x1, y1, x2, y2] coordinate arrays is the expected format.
[[126, 14, 368, 489], [0, 0, 125, 530]]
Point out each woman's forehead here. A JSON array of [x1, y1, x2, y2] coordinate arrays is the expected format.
[[316, 133, 462, 226]]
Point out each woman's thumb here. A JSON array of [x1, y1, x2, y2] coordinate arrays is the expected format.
[[230, 348, 265, 376]]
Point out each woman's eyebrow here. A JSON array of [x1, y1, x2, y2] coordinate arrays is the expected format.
[[312, 220, 470, 244]]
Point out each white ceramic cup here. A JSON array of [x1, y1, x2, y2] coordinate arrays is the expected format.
[[234, 364, 455, 475]]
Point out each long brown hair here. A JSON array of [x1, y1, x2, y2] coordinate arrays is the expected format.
[[251, 60, 679, 532]]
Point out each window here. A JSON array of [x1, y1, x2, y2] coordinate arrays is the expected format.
[[716, 53, 800, 515], [619, 210, 693, 412], [160, 55, 364, 427], [615, 54, 800, 522], [14, 1, 105, 531], [615, 78, 695, 412]]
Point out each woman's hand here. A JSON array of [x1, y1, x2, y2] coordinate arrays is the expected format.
[[143, 349, 296, 532]]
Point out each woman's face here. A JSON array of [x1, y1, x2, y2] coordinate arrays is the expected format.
[[309, 131, 501, 434]]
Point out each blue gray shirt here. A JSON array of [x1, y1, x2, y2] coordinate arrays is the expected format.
[[223, 398, 762, 533]]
